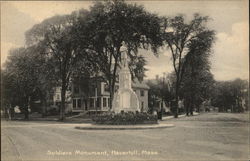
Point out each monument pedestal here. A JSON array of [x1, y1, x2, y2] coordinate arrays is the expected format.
[[112, 89, 139, 113], [112, 49, 140, 113]]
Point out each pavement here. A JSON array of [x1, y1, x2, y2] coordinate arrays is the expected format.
[[1, 112, 249, 161], [161, 112, 199, 120]]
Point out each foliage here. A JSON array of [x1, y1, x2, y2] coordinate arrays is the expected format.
[[25, 10, 98, 120], [3, 1, 163, 119], [2, 46, 47, 119], [76, 0, 164, 109], [129, 55, 148, 82], [92, 111, 158, 125], [211, 79, 248, 112], [180, 27, 215, 114], [162, 13, 215, 117], [147, 77, 174, 113]]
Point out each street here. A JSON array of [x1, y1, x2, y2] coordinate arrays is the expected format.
[[1, 112, 249, 161]]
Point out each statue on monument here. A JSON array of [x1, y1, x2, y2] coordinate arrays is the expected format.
[[120, 42, 128, 68], [112, 43, 140, 113]]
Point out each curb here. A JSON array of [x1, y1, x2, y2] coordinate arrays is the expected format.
[[75, 123, 174, 130]]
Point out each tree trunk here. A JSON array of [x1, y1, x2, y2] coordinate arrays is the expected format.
[[237, 97, 240, 112], [42, 97, 47, 118], [185, 99, 189, 116], [185, 96, 191, 116], [108, 52, 113, 110], [110, 57, 118, 110], [190, 63, 195, 116], [4, 105, 9, 119], [60, 84, 66, 121], [174, 84, 179, 118], [24, 96, 30, 120], [109, 80, 113, 110], [190, 97, 194, 115]]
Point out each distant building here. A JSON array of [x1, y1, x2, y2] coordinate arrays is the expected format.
[[50, 87, 72, 113], [132, 79, 150, 112], [51, 77, 149, 113], [70, 77, 149, 112]]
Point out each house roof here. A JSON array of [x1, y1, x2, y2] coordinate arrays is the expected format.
[[132, 79, 149, 89]]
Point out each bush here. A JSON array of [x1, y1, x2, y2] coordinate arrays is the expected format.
[[92, 111, 158, 125], [46, 106, 59, 116]]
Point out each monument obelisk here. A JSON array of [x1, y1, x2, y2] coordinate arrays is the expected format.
[[112, 46, 140, 113]]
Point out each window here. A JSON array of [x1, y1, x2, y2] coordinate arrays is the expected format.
[[103, 97, 107, 107], [140, 90, 144, 97], [73, 99, 76, 108], [77, 99, 81, 108], [73, 99, 81, 109], [57, 94, 60, 100]]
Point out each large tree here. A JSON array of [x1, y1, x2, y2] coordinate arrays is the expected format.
[[181, 29, 215, 115], [1, 69, 19, 119], [3, 46, 45, 119], [163, 13, 215, 117], [25, 10, 97, 120], [76, 0, 163, 109]]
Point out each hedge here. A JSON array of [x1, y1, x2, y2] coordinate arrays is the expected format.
[[92, 111, 158, 125]]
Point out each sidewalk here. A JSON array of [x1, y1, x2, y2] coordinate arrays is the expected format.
[[161, 112, 199, 121]]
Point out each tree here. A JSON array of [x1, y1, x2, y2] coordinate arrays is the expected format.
[[3, 46, 45, 119], [147, 80, 161, 113], [147, 76, 174, 113], [211, 79, 248, 112], [181, 29, 215, 115], [1, 69, 17, 119], [231, 79, 248, 112], [76, 0, 163, 109], [25, 10, 97, 120], [163, 13, 215, 118], [36, 57, 58, 117], [129, 55, 147, 82]]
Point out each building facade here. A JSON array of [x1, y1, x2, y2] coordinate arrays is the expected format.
[[68, 77, 149, 113], [50, 87, 72, 113]]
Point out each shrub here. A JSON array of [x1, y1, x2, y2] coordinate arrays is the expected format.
[[92, 111, 158, 125]]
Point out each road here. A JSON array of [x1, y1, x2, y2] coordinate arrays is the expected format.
[[1, 112, 249, 161]]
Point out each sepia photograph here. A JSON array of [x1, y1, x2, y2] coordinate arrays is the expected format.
[[1, 0, 249, 161]]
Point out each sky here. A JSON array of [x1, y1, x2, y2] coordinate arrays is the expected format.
[[1, 0, 249, 81]]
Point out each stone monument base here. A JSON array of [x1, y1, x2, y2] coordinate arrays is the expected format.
[[112, 89, 140, 113]]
